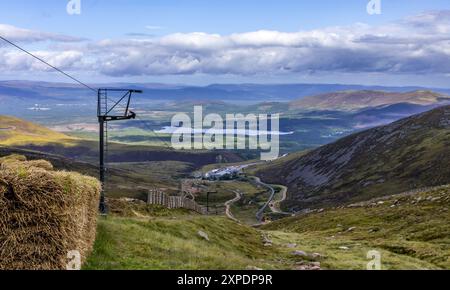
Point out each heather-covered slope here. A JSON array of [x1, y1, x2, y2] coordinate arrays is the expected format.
[[256, 105, 450, 210]]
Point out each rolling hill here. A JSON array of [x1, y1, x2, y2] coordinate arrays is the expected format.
[[0, 115, 76, 145], [289, 90, 450, 111], [255, 105, 450, 211], [0, 115, 247, 165], [0, 116, 249, 199]]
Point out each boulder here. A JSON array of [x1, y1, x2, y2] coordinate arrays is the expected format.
[[292, 250, 309, 257], [198, 231, 210, 241]]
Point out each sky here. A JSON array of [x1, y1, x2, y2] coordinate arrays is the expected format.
[[0, 0, 450, 87]]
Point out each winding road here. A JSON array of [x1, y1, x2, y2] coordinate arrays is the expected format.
[[205, 164, 290, 224], [253, 177, 276, 222], [224, 190, 242, 223], [253, 177, 291, 222], [269, 185, 288, 214]]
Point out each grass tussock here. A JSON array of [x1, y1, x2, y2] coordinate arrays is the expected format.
[[0, 155, 101, 270]]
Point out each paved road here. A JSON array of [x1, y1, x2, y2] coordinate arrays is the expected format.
[[253, 177, 276, 222], [206, 163, 289, 223], [269, 185, 288, 214], [225, 190, 242, 223]]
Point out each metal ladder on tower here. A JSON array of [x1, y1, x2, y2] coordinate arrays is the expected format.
[[97, 88, 142, 214], [100, 90, 109, 176], [103, 121, 109, 179]]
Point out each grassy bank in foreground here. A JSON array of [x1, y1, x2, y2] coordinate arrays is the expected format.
[[84, 186, 449, 270], [84, 215, 293, 270]]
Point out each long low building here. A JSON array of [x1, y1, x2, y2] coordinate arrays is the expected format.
[[204, 167, 241, 180]]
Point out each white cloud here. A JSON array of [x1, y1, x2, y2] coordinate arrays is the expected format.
[[0, 49, 87, 72], [0, 24, 84, 43], [90, 11, 450, 77], [145, 25, 165, 30], [1, 11, 450, 79]]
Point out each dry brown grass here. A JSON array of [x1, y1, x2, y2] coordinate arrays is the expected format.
[[0, 154, 27, 164], [0, 155, 101, 270]]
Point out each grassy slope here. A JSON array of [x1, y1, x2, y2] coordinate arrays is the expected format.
[[245, 151, 309, 176], [84, 186, 449, 270], [0, 115, 76, 146], [84, 215, 292, 270], [107, 161, 194, 195], [262, 186, 450, 270]]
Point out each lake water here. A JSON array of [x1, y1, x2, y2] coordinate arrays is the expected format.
[[156, 126, 294, 136]]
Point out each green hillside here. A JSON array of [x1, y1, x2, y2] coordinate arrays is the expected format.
[[0, 115, 76, 146], [255, 105, 450, 210], [261, 186, 450, 270]]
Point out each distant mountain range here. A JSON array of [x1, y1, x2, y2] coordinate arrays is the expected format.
[[289, 90, 450, 111], [1, 81, 448, 126], [256, 105, 450, 211], [1, 80, 450, 105]]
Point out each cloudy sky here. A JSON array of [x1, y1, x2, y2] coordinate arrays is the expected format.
[[0, 0, 450, 87]]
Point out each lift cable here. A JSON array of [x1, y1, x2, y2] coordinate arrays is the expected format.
[[0, 35, 174, 213], [0, 35, 173, 150], [0, 35, 97, 92]]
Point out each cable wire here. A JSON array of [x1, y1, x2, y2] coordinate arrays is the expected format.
[[0, 35, 97, 92], [0, 35, 173, 150]]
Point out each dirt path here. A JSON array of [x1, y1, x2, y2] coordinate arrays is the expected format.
[[225, 190, 242, 223]]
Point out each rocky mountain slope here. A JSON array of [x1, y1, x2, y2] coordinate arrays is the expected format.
[[256, 105, 450, 210]]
